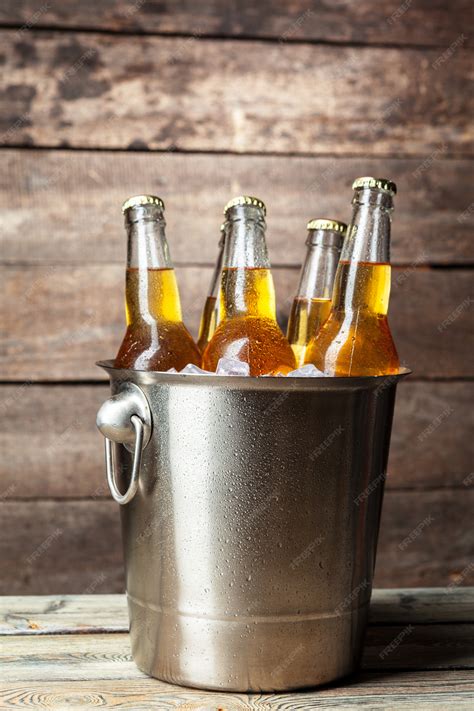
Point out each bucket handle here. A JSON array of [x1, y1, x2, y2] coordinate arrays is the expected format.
[[105, 414, 144, 505], [96, 382, 152, 505]]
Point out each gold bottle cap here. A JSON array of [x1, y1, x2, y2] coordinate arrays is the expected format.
[[122, 194, 165, 213], [307, 218, 347, 234], [352, 176, 397, 195], [224, 195, 266, 215]]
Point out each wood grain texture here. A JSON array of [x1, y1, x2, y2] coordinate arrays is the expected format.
[[2, 150, 473, 266], [1, 633, 137, 682], [368, 588, 474, 625], [0, 1, 472, 607], [0, 501, 123, 596], [1, 675, 474, 710], [2, 265, 472, 380], [363, 624, 474, 670], [0, 595, 128, 635], [1, 31, 472, 155], [2, 630, 474, 682], [1, 589, 472, 636], [377, 490, 474, 589], [389, 380, 474, 489], [1, 0, 472, 47], [1, 592, 473, 708], [0, 492, 472, 594], [1, 381, 473, 499], [0, 384, 109, 499]]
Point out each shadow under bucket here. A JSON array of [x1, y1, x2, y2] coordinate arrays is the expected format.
[[96, 360, 410, 692]]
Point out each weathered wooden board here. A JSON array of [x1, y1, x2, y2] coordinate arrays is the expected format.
[[1, 150, 473, 266], [1, 589, 472, 636], [0, 595, 128, 635], [1, 629, 474, 683], [369, 588, 474, 625], [1, 0, 472, 48], [0, 501, 124, 596], [377, 490, 474, 589], [1, 381, 472, 499], [388, 381, 474, 489], [1, 592, 473, 708], [1, 32, 472, 155], [0, 491, 472, 594], [363, 624, 474, 670], [1, 672, 473, 709], [2, 265, 472, 380], [0, 0, 472, 612]]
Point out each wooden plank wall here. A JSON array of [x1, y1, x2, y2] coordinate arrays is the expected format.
[[0, 1, 473, 594]]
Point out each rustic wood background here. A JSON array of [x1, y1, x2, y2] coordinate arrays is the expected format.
[[0, 1, 473, 594]]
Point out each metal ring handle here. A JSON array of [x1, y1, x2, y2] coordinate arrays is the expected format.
[[105, 414, 144, 505]]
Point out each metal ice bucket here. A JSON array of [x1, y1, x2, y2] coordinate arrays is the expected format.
[[96, 360, 408, 692]]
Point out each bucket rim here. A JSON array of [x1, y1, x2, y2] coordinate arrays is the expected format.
[[96, 360, 411, 391]]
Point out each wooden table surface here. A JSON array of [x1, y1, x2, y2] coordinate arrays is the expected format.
[[1, 588, 473, 710]]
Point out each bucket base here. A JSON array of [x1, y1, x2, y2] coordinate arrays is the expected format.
[[127, 594, 368, 692]]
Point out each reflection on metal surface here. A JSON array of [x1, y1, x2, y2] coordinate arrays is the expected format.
[[97, 360, 408, 691]]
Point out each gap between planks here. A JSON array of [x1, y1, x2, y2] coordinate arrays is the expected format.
[[1, 143, 473, 161], [1, 589, 473, 636]]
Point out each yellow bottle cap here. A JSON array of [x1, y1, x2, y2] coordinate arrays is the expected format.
[[224, 195, 266, 215], [352, 177, 397, 194], [122, 194, 165, 213], [306, 218, 347, 234]]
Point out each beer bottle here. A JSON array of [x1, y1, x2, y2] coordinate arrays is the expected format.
[[202, 196, 296, 376], [197, 223, 226, 352], [304, 177, 400, 376], [287, 218, 346, 367], [115, 195, 201, 371]]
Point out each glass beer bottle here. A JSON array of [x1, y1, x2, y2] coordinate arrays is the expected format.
[[202, 196, 296, 376], [197, 223, 226, 352], [287, 218, 346, 367], [115, 195, 201, 371], [304, 177, 400, 376]]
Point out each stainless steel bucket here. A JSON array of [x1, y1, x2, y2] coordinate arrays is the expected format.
[[96, 360, 409, 692]]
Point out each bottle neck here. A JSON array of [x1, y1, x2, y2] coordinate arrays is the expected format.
[[125, 205, 172, 270], [340, 188, 392, 264], [207, 234, 225, 298], [222, 205, 270, 269], [331, 188, 393, 316], [124, 206, 182, 324], [220, 205, 276, 319], [297, 230, 342, 300]]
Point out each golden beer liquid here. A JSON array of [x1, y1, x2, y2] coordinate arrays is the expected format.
[[202, 267, 296, 376], [304, 261, 400, 376], [287, 297, 332, 367], [115, 267, 201, 371], [197, 295, 218, 353]]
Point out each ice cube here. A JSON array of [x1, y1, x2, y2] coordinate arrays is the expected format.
[[286, 364, 328, 377], [215, 357, 250, 376], [179, 363, 214, 375]]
